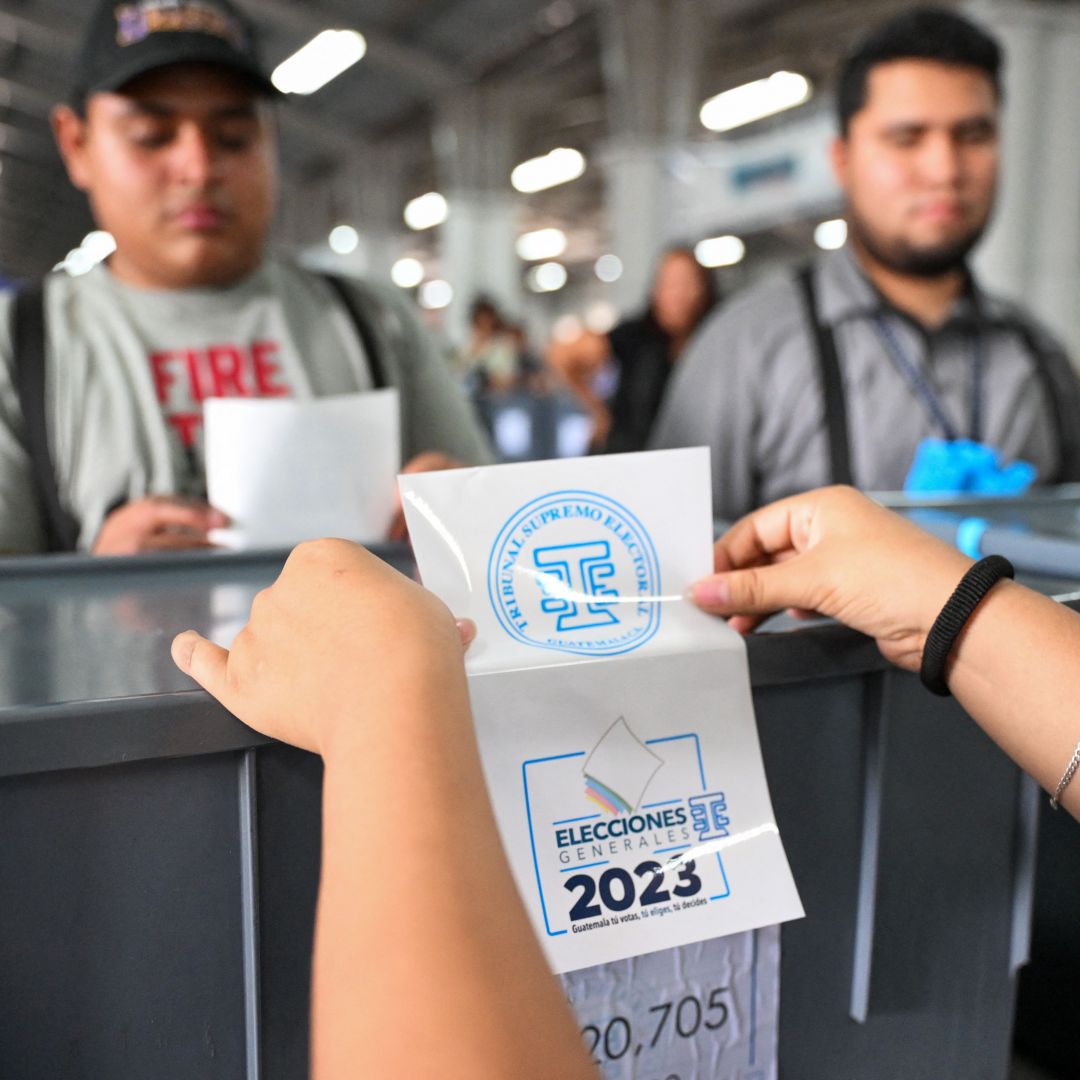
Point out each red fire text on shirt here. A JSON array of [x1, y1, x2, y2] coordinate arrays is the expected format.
[[149, 341, 290, 446]]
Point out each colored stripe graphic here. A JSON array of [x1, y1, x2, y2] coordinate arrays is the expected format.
[[583, 774, 633, 815]]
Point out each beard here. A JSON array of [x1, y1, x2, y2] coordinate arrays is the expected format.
[[846, 207, 989, 279]]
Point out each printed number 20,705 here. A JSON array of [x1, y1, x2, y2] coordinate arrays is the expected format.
[[564, 860, 702, 922]]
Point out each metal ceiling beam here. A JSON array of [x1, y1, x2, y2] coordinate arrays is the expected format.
[[272, 101, 356, 155], [458, 0, 600, 80], [0, 119, 59, 159], [0, 10, 80, 52], [0, 75, 54, 118]]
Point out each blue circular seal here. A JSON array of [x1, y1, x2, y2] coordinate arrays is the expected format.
[[486, 489, 661, 657]]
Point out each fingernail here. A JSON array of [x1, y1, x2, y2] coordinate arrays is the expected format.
[[456, 618, 477, 650], [691, 578, 730, 609], [209, 510, 230, 527], [170, 630, 197, 672]]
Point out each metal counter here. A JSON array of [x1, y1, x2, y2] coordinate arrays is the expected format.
[[0, 544, 1067, 1079]]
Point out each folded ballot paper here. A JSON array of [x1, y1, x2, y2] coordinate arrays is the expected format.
[[399, 448, 802, 979], [204, 390, 400, 549]]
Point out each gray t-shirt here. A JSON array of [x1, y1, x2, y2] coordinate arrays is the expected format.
[[651, 246, 1080, 521], [0, 258, 491, 552]]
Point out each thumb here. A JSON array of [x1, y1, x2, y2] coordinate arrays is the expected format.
[[171, 630, 231, 700], [690, 557, 817, 618], [456, 618, 477, 651]]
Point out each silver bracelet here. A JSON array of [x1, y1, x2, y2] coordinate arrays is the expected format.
[[1050, 740, 1080, 811]]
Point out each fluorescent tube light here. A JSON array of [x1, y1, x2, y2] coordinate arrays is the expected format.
[[700, 71, 811, 133], [328, 225, 359, 254], [528, 262, 568, 292], [694, 235, 745, 268], [594, 254, 622, 283], [272, 30, 367, 95], [419, 279, 453, 309], [391, 257, 424, 288], [404, 192, 449, 231], [515, 228, 567, 261], [814, 219, 848, 251], [511, 148, 586, 194]]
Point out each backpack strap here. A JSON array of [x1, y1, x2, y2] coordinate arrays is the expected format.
[[795, 264, 854, 486], [11, 281, 80, 552], [321, 274, 388, 391], [1004, 319, 1080, 483]]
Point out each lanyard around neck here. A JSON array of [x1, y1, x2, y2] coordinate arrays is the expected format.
[[871, 313, 984, 443]]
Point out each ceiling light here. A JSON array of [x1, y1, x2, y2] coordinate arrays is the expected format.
[[694, 235, 745, 268], [585, 301, 618, 334], [391, 257, 424, 289], [515, 228, 567, 261], [404, 192, 449, 231], [419, 279, 453, 310], [541, 1, 576, 31], [511, 148, 586, 194], [528, 262, 568, 293], [271, 30, 367, 95], [328, 224, 359, 255], [700, 71, 811, 133], [814, 218, 848, 251], [594, 254, 622, 283]]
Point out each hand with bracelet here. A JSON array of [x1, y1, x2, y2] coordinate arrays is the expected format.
[[691, 485, 1080, 818]]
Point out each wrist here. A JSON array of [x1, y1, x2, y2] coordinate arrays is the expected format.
[[319, 655, 471, 762]]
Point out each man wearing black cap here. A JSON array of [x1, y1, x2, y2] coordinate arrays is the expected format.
[[0, 0, 490, 554]]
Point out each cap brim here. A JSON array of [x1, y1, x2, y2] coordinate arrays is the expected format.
[[85, 34, 279, 98]]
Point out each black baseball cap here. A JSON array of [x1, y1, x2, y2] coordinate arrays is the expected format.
[[71, 0, 278, 105]]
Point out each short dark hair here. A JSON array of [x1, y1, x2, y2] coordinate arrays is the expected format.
[[468, 295, 502, 325], [836, 7, 1003, 136]]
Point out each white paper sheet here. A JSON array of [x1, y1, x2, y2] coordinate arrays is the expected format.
[[399, 449, 802, 976], [204, 390, 400, 549], [564, 927, 780, 1080]]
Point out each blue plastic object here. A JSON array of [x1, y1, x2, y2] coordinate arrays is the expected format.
[[904, 438, 1036, 497], [955, 516, 990, 559]]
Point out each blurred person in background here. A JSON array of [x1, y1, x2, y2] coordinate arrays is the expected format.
[[652, 6, 1080, 520], [547, 246, 718, 453], [0, 0, 489, 557], [456, 296, 524, 394], [504, 320, 547, 395]]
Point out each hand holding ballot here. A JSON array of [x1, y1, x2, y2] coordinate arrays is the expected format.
[[691, 485, 973, 671], [168, 468, 1080, 1078], [202, 390, 466, 550], [205, 391, 402, 550], [92, 495, 230, 555], [693, 486, 1080, 818]]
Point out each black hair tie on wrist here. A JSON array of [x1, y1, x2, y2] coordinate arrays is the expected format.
[[920, 555, 1015, 697]]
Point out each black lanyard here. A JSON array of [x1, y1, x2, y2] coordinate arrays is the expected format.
[[871, 313, 984, 443]]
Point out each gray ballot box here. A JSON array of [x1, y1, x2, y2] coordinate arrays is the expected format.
[[0, 527, 1073, 1080], [882, 487, 1080, 1080]]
